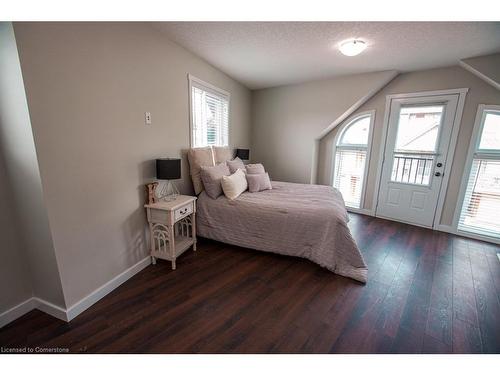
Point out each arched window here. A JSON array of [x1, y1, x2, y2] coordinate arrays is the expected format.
[[332, 111, 375, 209]]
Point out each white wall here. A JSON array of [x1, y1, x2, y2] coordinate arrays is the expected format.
[[0, 22, 66, 311], [251, 71, 397, 183], [13, 22, 252, 307]]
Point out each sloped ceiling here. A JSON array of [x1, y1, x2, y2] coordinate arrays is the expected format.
[[460, 53, 500, 90]]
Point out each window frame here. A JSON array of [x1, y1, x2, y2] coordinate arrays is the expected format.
[[331, 110, 375, 211], [453, 104, 500, 244], [188, 74, 231, 148]]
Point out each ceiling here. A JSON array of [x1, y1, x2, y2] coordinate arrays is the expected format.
[[153, 22, 500, 90]]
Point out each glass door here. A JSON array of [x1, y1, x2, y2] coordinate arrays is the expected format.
[[376, 95, 459, 227]]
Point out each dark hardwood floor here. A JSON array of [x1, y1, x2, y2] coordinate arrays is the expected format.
[[1, 213, 499, 353]]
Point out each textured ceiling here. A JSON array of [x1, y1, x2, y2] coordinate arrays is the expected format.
[[152, 22, 500, 90]]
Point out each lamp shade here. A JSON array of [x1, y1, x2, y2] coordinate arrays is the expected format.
[[156, 158, 181, 180], [235, 148, 250, 160]]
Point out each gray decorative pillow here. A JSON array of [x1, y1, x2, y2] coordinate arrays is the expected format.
[[246, 173, 272, 193], [200, 163, 230, 199], [245, 163, 265, 175], [227, 157, 246, 174]]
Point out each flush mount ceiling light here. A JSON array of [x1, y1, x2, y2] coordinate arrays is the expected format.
[[339, 39, 367, 56]]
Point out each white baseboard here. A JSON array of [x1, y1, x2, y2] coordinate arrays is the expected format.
[[347, 207, 375, 216], [0, 298, 36, 329], [0, 256, 152, 327], [66, 256, 151, 321], [34, 298, 69, 322], [347, 208, 375, 216], [435, 224, 455, 234]]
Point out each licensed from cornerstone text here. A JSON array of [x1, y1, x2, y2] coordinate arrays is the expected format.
[[1, 346, 69, 353]]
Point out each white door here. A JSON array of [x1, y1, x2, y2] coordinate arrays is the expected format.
[[376, 94, 459, 227]]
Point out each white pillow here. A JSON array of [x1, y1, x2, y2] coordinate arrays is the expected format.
[[221, 169, 248, 200]]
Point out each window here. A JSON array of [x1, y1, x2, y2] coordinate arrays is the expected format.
[[189, 75, 229, 148], [457, 106, 500, 240], [390, 105, 444, 186], [332, 112, 374, 209]]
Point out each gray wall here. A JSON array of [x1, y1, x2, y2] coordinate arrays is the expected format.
[[319, 65, 500, 226], [251, 71, 397, 183], [0, 22, 66, 310], [462, 53, 500, 85], [0, 150, 33, 312], [13, 22, 252, 307]]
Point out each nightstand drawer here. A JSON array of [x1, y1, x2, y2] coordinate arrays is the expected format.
[[174, 202, 193, 221]]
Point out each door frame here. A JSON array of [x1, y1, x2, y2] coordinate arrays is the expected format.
[[372, 88, 469, 230]]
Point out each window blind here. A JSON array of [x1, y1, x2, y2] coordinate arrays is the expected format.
[[190, 80, 229, 148], [458, 109, 500, 239], [333, 149, 367, 208], [458, 158, 500, 238]]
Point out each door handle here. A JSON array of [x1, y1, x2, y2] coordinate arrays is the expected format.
[[435, 172, 442, 177]]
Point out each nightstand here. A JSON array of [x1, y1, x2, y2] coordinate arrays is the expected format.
[[145, 195, 197, 270]]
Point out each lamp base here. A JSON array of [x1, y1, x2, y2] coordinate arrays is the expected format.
[[156, 180, 179, 202]]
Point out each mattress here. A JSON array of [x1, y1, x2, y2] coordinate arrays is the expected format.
[[196, 181, 368, 283]]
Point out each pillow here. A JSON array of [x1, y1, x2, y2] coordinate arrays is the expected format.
[[246, 173, 272, 193], [245, 163, 265, 174], [213, 146, 233, 164], [200, 163, 230, 199], [227, 157, 245, 174], [221, 169, 248, 200], [188, 147, 214, 195]]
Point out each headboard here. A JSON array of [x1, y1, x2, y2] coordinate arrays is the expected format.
[[187, 146, 233, 195]]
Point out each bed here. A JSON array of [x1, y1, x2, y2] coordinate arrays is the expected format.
[[187, 146, 367, 283], [196, 180, 368, 283]]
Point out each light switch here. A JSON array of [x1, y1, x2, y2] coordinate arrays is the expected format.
[[145, 112, 152, 125]]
